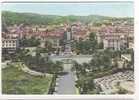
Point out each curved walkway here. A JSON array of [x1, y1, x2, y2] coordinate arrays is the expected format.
[[21, 63, 50, 76], [10, 62, 51, 76]]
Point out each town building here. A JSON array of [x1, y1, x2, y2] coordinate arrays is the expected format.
[[2, 38, 19, 53], [103, 34, 128, 50], [96, 24, 134, 50]]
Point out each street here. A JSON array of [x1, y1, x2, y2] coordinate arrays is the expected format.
[[55, 63, 77, 94]]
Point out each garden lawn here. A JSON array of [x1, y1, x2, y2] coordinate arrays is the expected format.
[[2, 65, 53, 94]]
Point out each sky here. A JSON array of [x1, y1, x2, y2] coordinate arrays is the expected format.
[[1, 2, 134, 17]]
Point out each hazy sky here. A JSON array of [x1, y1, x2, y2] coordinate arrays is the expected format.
[[2, 2, 134, 17]]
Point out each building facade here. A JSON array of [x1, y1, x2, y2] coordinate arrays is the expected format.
[[2, 38, 19, 53]]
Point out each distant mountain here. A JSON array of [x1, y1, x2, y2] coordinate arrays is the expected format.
[[2, 11, 134, 26]]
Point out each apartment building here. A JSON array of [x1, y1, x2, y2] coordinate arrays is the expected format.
[[103, 33, 128, 50], [2, 38, 19, 53]]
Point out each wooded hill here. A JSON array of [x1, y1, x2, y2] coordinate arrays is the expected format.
[[2, 11, 133, 26]]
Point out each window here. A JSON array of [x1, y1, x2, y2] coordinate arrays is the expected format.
[[12, 41, 16, 43], [13, 44, 16, 47]]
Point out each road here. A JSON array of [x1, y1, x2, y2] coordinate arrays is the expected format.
[[51, 55, 92, 94], [55, 63, 77, 94]]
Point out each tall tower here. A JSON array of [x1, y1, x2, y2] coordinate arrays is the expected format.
[[64, 26, 72, 55], [66, 27, 72, 41]]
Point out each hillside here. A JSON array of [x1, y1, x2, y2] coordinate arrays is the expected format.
[[2, 11, 133, 26]]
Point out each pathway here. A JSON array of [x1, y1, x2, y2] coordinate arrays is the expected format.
[[54, 63, 77, 94]]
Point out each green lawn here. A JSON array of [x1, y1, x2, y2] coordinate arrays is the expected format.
[[2, 65, 53, 94]]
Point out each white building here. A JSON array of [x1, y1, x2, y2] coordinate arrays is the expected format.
[[2, 38, 19, 53], [103, 38, 121, 50], [99, 33, 128, 50]]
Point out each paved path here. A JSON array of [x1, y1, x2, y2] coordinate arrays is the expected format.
[[51, 55, 91, 94], [8, 62, 51, 77], [21, 63, 47, 76], [55, 63, 77, 94]]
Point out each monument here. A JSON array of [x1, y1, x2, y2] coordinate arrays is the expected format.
[[63, 26, 73, 56]]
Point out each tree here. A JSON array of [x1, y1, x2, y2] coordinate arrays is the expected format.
[[131, 48, 134, 65], [12, 48, 29, 62], [20, 36, 40, 47], [76, 77, 98, 94], [45, 41, 55, 54], [89, 32, 96, 41], [112, 58, 119, 69], [73, 32, 98, 54], [98, 42, 104, 49]]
